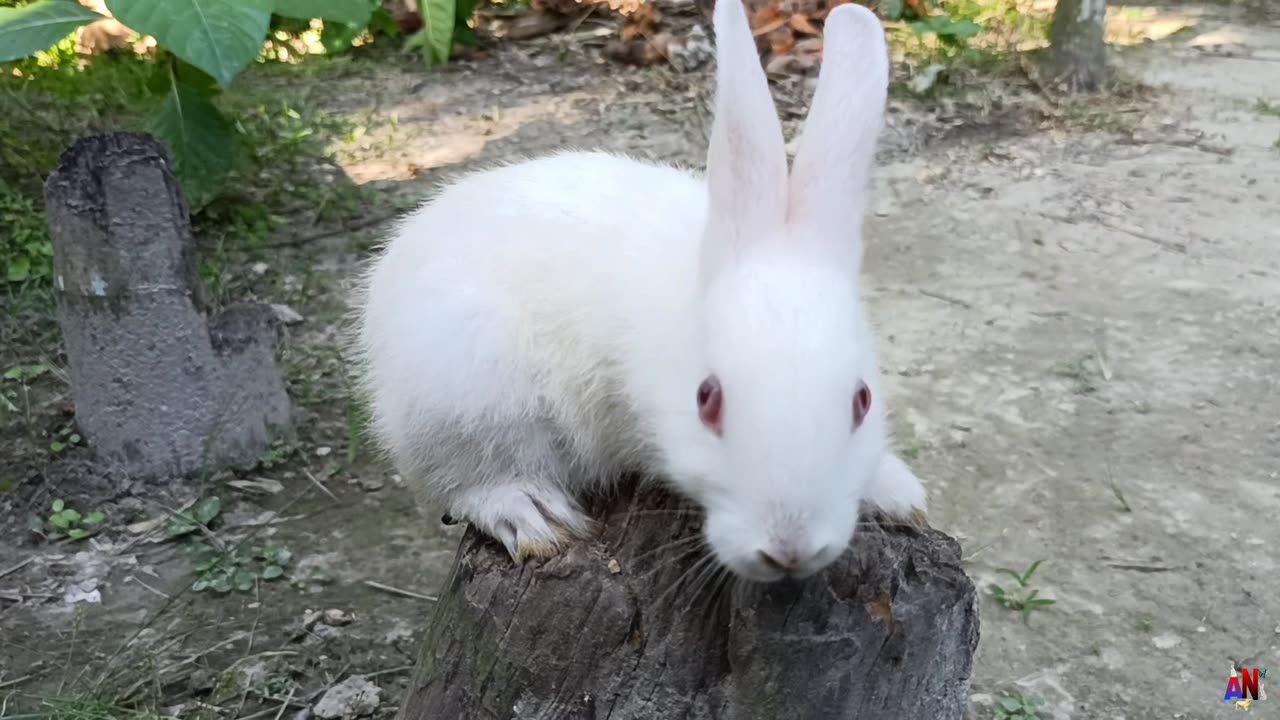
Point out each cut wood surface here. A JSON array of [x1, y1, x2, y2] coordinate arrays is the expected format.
[[399, 483, 979, 720]]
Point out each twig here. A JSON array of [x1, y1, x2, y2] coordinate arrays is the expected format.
[[0, 675, 31, 692], [918, 289, 972, 309], [273, 686, 295, 720], [0, 558, 34, 581], [303, 470, 339, 503], [126, 575, 172, 600], [264, 212, 402, 249], [1038, 211, 1188, 254], [1105, 562, 1177, 573], [363, 580, 437, 602]]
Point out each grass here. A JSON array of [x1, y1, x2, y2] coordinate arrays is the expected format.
[[988, 559, 1057, 625], [1054, 353, 1102, 395], [993, 689, 1044, 719]]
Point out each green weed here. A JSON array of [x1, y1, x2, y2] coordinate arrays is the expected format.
[[30, 497, 106, 541], [989, 559, 1057, 625], [993, 689, 1044, 719]]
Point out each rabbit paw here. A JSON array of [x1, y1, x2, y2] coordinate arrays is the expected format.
[[451, 483, 595, 563], [865, 452, 929, 527]]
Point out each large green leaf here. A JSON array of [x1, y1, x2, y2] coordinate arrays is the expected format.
[[149, 78, 233, 207], [407, 0, 454, 66], [273, 0, 371, 26], [105, 0, 272, 87], [0, 0, 106, 63]]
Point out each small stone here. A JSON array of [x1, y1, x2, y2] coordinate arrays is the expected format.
[[270, 303, 305, 326], [315, 446, 332, 457], [312, 675, 381, 719], [357, 477, 384, 492], [251, 262, 269, 275], [607, 558, 622, 575], [323, 608, 355, 626]]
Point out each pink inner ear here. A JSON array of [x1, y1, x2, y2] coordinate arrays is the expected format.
[[853, 383, 871, 430], [698, 376, 724, 435]]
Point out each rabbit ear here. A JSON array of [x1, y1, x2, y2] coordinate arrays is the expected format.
[[785, 4, 889, 262], [702, 0, 789, 275]]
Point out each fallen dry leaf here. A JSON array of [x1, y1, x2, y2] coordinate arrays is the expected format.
[[788, 13, 821, 35]]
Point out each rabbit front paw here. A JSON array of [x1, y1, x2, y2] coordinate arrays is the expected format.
[[865, 452, 929, 527], [450, 482, 596, 563]]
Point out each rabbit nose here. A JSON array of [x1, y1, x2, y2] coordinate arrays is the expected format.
[[757, 542, 826, 575]]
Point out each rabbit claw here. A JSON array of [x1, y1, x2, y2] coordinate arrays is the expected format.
[[450, 482, 594, 564]]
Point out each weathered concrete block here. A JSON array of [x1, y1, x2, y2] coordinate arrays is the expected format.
[[43, 132, 292, 482]]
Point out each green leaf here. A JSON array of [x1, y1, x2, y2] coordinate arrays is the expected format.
[[148, 55, 222, 98], [149, 80, 233, 207], [167, 519, 197, 537], [105, 0, 273, 87], [1022, 559, 1044, 583], [367, 7, 399, 36], [50, 513, 71, 529], [273, 0, 372, 26], [234, 570, 256, 591], [408, 0, 455, 65], [192, 577, 209, 591], [879, 0, 904, 20], [999, 697, 1023, 712], [28, 514, 45, 535], [0, 0, 106, 63], [994, 567, 1025, 586], [192, 495, 223, 524], [63, 508, 81, 524], [67, 528, 88, 540], [319, 19, 365, 54], [6, 255, 30, 282], [83, 511, 106, 527], [211, 575, 232, 593], [261, 564, 284, 580], [51, 498, 64, 513]]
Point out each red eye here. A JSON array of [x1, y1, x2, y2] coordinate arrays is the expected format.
[[853, 382, 871, 430], [697, 375, 723, 434]]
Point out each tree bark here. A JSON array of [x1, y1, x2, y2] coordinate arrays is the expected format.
[[1045, 0, 1108, 92], [399, 484, 979, 720], [43, 133, 293, 484]]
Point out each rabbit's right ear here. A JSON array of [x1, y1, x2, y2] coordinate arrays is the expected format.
[[702, 0, 789, 278]]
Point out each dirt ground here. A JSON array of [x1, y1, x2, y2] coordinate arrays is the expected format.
[[2, 2, 1278, 718]]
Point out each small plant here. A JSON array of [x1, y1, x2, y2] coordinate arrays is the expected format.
[[191, 541, 292, 593], [993, 689, 1043, 719], [1135, 614, 1154, 633], [258, 437, 297, 469], [0, 181, 53, 284], [988, 559, 1056, 625], [48, 424, 82, 454], [165, 495, 224, 538], [1, 362, 49, 414], [31, 498, 106, 541], [1054, 353, 1099, 395]]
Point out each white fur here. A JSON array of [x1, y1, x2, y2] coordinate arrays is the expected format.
[[350, 1, 925, 581]]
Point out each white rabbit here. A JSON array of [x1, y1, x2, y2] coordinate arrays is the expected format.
[[351, 0, 926, 582]]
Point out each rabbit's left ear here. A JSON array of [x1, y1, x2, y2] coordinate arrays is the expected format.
[[786, 4, 889, 264]]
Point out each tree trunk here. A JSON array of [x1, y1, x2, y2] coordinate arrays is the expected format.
[[43, 133, 293, 485], [398, 484, 980, 720], [1045, 0, 1108, 92]]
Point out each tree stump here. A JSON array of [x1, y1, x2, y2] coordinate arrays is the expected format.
[[400, 484, 979, 720], [43, 133, 293, 483], [1045, 0, 1108, 92]]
